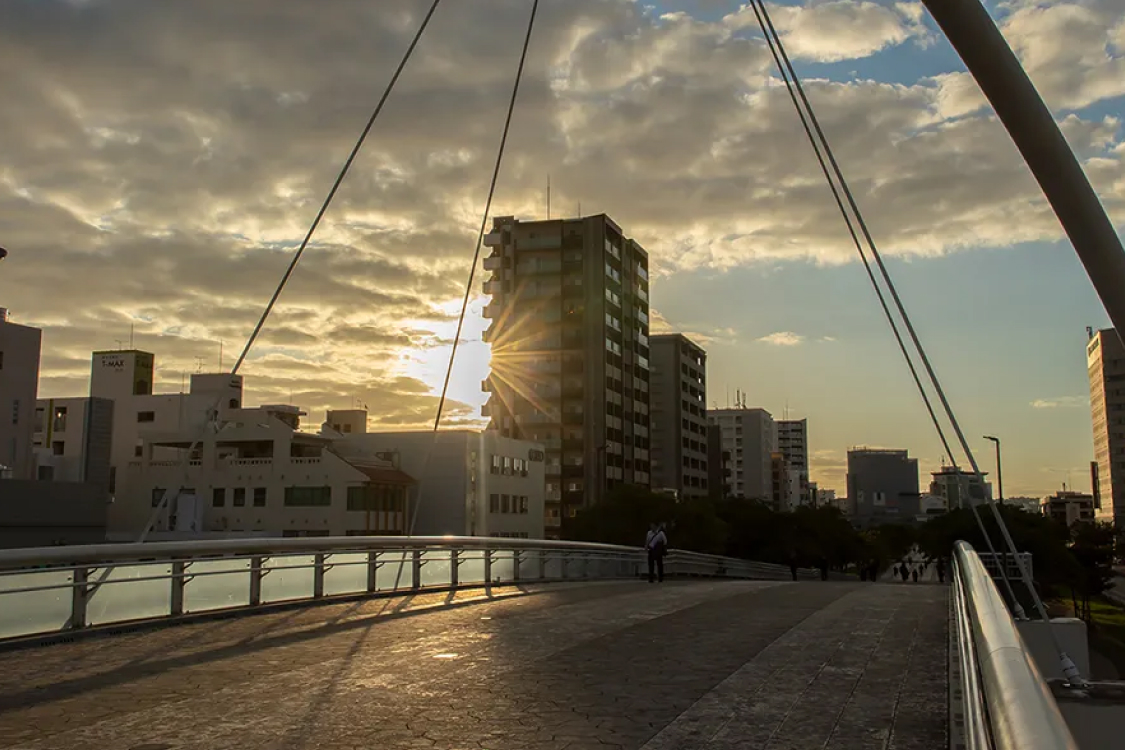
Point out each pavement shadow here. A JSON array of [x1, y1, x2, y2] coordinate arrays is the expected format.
[[0, 584, 556, 715]]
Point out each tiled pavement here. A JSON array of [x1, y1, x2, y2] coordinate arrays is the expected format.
[[0, 580, 948, 750]]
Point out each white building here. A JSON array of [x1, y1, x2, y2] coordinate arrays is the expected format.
[[33, 397, 114, 486], [1042, 490, 1095, 527], [118, 404, 414, 538], [777, 418, 809, 501], [1004, 496, 1043, 515], [815, 488, 837, 507], [0, 309, 41, 479], [708, 408, 776, 501], [328, 419, 547, 539], [929, 466, 992, 510]]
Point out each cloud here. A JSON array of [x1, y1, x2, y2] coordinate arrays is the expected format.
[[757, 331, 804, 346], [726, 1, 928, 63], [1030, 396, 1088, 409], [0, 0, 1122, 413]]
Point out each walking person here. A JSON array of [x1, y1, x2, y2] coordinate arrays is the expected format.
[[911, 568, 919, 583], [788, 551, 799, 581], [645, 522, 668, 583], [936, 557, 946, 583]]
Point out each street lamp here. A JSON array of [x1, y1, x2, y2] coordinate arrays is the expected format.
[[983, 435, 1003, 507]]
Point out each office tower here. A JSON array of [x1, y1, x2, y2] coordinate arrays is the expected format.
[[481, 215, 651, 534], [708, 408, 776, 502], [847, 447, 920, 527], [650, 333, 708, 499], [1087, 327, 1125, 526], [0, 309, 42, 479]]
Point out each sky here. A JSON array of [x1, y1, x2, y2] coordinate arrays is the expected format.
[[0, 0, 1123, 497]]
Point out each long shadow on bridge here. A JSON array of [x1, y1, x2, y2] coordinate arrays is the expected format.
[[0, 580, 947, 750]]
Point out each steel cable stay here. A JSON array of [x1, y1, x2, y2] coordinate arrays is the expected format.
[[408, 0, 540, 537], [745, 0, 1016, 604], [70, 0, 446, 620], [749, 0, 1083, 682]]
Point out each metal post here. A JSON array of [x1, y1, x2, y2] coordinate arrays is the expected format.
[[366, 551, 379, 593], [450, 548, 460, 588], [249, 556, 264, 606], [560, 552, 569, 579], [70, 566, 90, 630], [483, 548, 493, 585], [538, 550, 547, 581], [512, 549, 521, 582], [920, 0, 1125, 341], [171, 559, 188, 616], [313, 553, 326, 599], [412, 548, 423, 590]]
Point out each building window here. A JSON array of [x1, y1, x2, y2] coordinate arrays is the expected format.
[[284, 486, 332, 507], [151, 488, 165, 507], [491, 455, 502, 474], [253, 487, 267, 507], [11, 398, 18, 425], [212, 488, 225, 507], [53, 407, 67, 432], [137, 411, 155, 423], [52, 440, 64, 456], [233, 488, 246, 507], [490, 493, 500, 513]]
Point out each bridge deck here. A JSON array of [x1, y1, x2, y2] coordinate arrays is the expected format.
[[0, 580, 947, 750]]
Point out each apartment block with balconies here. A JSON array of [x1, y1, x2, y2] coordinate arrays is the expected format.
[[649, 333, 708, 500], [482, 214, 651, 534]]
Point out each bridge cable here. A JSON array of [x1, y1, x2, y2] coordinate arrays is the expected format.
[[123, 0, 443, 551], [747, 0, 1021, 603], [408, 0, 540, 535]]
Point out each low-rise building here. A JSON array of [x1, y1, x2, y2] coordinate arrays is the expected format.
[[1041, 490, 1095, 527], [327, 419, 546, 539], [33, 397, 114, 487], [118, 404, 414, 537]]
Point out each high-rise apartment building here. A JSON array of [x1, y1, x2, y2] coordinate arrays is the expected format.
[[481, 215, 651, 533], [1087, 327, 1125, 526], [708, 408, 776, 501], [0, 309, 42, 479], [777, 418, 809, 502], [847, 447, 920, 526], [928, 466, 992, 510], [650, 333, 708, 499]]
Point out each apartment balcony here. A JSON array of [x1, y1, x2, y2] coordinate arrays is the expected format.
[[483, 231, 503, 247], [481, 403, 491, 417], [482, 303, 497, 319], [481, 324, 495, 343], [562, 438, 584, 452], [482, 378, 493, 392], [483, 254, 508, 271], [483, 278, 502, 295]]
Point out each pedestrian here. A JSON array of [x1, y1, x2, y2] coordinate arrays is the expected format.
[[900, 565, 909, 582], [911, 568, 919, 583], [937, 558, 946, 584], [818, 557, 828, 581], [645, 522, 668, 583], [788, 551, 799, 581]]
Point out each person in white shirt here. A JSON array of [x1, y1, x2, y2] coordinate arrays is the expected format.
[[645, 523, 668, 583]]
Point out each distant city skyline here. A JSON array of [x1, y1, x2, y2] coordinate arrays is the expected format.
[[3, 0, 1123, 499]]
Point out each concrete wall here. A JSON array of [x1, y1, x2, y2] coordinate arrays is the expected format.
[[0, 479, 108, 547]]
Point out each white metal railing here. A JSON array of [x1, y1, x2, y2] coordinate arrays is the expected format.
[[951, 541, 1078, 750], [0, 537, 830, 644]]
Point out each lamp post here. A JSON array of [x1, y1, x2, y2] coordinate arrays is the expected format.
[[983, 435, 1003, 507]]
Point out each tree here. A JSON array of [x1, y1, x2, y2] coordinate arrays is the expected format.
[[1070, 520, 1116, 620]]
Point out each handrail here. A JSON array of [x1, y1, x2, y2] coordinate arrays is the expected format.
[[953, 541, 1078, 750], [0, 535, 640, 569], [0, 537, 831, 644]]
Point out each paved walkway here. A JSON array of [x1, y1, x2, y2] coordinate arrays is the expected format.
[[0, 580, 948, 750]]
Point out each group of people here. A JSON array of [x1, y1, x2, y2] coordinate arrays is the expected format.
[[642, 526, 951, 585]]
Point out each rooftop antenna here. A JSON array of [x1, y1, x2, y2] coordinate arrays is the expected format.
[[546, 174, 551, 220], [129, 323, 134, 349], [577, 200, 581, 218], [115, 339, 125, 351], [219, 340, 223, 371], [194, 356, 204, 373]]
